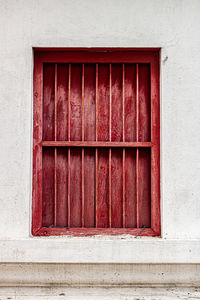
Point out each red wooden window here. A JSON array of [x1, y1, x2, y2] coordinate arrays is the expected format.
[[32, 48, 160, 236]]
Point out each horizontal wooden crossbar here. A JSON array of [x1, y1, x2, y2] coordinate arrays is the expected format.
[[41, 141, 153, 147]]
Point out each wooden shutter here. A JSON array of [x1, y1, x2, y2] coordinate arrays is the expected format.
[[32, 49, 160, 236]]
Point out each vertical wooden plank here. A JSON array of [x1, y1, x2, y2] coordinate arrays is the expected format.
[[68, 64, 71, 142], [95, 148, 98, 227], [32, 55, 43, 233], [71, 64, 82, 141], [82, 148, 84, 227], [138, 148, 151, 227], [122, 148, 125, 228], [56, 63, 68, 227], [67, 64, 71, 228], [124, 63, 137, 228], [137, 64, 151, 228], [54, 147, 57, 226], [54, 64, 57, 141], [122, 64, 125, 142], [54, 64, 57, 226], [125, 149, 137, 228], [68, 64, 82, 227], [109, 64, 112, 228], [84, 64, 96, 228], [138, 64, 151, 142], [67, 148, 71, 227], [136, 64, 139, 142], [109, 148, 112, 228], [111, 64, 122, 141], [56, 148, 68, 227], [97, 148, 109, 228], [70, 148, 82, 227], [151, 56, 160, 234], [95, 64, 98, 143], [42, 63, 55, 227], [136, 148, 139, 228], [43, 64, 55, 141], [95, 64, 98, 227], [68, 65, 84, 228], [122, 64, 125, 228], [124, 62, 137, 228], [136, 64, 139, 228], [42, 148, 54, 226], [109, 64, 112, 142], [57, 64, 68, 141], [111, 149, 123, 228], [98, 64, 109, 141], [125, 64, 136, 142], [84, 64, 96, 141], [81, 64, 84, 227], [84, 148, 95, 227], [82, 64, 84, 142]]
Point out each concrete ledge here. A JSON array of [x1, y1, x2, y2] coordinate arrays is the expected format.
[[0, 239, 200, 263], [0, 263, 200, 286], [0, 286, 200, 300]]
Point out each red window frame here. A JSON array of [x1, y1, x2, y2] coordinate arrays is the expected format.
[[32, 48, 160, 237]]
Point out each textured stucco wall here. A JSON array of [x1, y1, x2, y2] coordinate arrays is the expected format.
[[0, 0, 200, 267]]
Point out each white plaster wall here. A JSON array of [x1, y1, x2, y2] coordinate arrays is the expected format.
[[0, 0, 200, 265]]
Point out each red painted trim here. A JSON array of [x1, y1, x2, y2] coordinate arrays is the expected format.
[[35, 227, 159, 237], [150, 56, 161, 235], [32, 48, 160, 237], [32, 55, 43, 235], [34, 47, 161, 52], [35, 51, 157, 64]]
